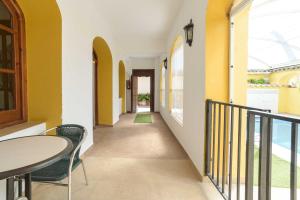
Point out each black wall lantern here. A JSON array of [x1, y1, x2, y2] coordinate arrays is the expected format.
[[163, 58, 168, 69], [184, 19, 194, 47]]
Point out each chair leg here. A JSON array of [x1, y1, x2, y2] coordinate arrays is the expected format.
[[68, 175, 71, 200], [81, 161, 88, 185], [18, 179, 23, 197]]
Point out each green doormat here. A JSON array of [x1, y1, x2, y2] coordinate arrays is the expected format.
[[134, 113, 152, 123]]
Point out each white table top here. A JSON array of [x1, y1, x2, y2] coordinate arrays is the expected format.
[[0, 136, 72, 179]]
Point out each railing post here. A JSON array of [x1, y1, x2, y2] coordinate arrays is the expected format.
[[259, 116, 272, 200], [246, 112, 255, 200], [212, 103, 217, 179], [205, 99, 213, 175], [217, 104, 222, 186], [237, 108, 242, 200], [291, 122, 298, 200], [222, 105, 227, 193], [228, 106, 234, 200]]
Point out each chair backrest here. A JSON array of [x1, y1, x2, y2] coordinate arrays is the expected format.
[[56, 124, 86, 162]]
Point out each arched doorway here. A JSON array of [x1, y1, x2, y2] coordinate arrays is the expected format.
[[92, 37, 113, 126]]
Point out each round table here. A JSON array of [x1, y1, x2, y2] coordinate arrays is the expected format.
[[0, 136, 73, 200]]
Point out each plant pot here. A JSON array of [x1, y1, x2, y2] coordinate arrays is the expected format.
[[138, 101, 147, 106]]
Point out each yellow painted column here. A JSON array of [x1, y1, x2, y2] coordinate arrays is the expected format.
[[205, 0, 233, 102], [17, 0, 62, 129], [119, 61, 126, 114]]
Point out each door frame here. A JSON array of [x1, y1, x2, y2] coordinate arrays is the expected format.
[[131, 69, 155, 112], [93, 50, 99, 127]]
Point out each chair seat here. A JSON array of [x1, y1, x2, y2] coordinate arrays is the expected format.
[[31, 158, 81, 182]]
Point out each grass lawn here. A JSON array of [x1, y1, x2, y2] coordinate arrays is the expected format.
[[254, 148, 300, 188], [134, 113, 152, 123]]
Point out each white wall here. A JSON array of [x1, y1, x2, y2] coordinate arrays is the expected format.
[[160, 0, 207, 175], [57, 0, 122, 153], [247, 89, 279, 113], [138, 77, 151, 94], [56, 0, 176, 151], [46, 0, 208, 178], [55, 0, 207, 177]]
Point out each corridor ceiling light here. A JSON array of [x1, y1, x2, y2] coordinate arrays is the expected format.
[[184, 19, 194, 47], [163, 58, 168, 69]]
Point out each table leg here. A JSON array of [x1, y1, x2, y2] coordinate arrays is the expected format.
[[6, 177, 14, 200], [25, 174, 32, 200]]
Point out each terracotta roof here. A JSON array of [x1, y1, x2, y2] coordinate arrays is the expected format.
[[248, 64, 300, 73]]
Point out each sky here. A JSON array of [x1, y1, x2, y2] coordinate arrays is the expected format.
[[248, 0, 300, 70]]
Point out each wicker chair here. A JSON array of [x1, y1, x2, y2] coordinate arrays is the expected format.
[[31, 124, 88, 200]]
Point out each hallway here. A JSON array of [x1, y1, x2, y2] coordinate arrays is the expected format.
[[31, 114, 218, 200]]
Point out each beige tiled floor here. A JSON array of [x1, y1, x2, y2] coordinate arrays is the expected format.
[[32, 113, 221, 200]]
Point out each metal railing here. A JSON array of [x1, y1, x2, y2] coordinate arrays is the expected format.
[[205, 99, 270, 200], [246, 111, 300, 200]]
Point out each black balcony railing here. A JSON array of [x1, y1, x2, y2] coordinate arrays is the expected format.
[[246, 111, 300, 200], [205, 99, 300, 200], [205, 99, 270, 200]]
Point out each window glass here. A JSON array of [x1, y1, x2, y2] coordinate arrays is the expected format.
[[161, 66, 166, 107], [0, 30, 14, 69], [0, 73, 15, 111], [170, 38, 184, 124], [0, 0, 25, 127], [0, 1, 12, 28]]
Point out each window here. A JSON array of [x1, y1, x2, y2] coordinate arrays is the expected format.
[[160, 64, 166, 107], [0, 0, 26, 127], [169, 37, 184, 124]]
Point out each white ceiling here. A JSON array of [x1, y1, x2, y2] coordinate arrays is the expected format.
[[95, 0, 184, 57]]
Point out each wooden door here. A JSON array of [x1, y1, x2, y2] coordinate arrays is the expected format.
[[131, 76, 138, 113], [150, 75, 155, 112], [131, 69, 155, 113]]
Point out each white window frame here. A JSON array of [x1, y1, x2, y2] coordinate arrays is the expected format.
[[160, 66, 166, 108], [170, 41, 184, 125]]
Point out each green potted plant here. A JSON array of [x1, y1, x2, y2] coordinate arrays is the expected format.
[[138, 93, 151, 106]]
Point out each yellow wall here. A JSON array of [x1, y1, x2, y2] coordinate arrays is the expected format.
[[233, 6, 250, 105], [205, 0, 234, 102], [205, 0, 233, 179], [248, 85, 300, 116], [206, 0, 254, 181], [17, 0, 62, 129], [272, 70, 300, 115], [232, 10, 251, 179], [248, 74, 269, 80], [93, 37, 113, 125], [279, 88, 300, 116], [248, 70, 300, 116], [270, 70, 300, 85], [119, 61, 126, 114], [248, 71, 300, 85]]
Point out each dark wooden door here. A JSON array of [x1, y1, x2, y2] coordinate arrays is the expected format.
[[131, 69, 155, 112], [131, 76, 138, 113]]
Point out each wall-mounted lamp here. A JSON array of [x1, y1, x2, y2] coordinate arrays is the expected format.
[[184, 19, 194, 47], [163, 58, 168, 69]]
